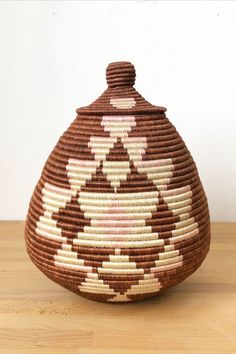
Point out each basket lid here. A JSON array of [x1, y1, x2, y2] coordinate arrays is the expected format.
[[77, 61, 166, 115]]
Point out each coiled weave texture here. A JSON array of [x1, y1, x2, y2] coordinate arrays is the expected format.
[[25, 62, 210, 302]]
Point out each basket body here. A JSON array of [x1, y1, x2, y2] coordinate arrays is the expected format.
[[25, 62, 210, 302]]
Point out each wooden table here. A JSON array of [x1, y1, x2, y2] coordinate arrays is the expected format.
[[0, 221, 236, 354]]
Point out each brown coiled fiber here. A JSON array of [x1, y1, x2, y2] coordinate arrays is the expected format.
[[25, 61, 210, 302]]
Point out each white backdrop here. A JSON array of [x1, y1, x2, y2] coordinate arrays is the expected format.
[[0, 1, 235, 221]]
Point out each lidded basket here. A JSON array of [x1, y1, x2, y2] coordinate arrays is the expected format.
[[25, 62, 210, 302]]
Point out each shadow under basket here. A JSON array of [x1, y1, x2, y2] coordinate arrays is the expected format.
[[25, 61, 210, 303]]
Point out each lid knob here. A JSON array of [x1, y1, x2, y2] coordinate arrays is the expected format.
[[106, 61, 136, 88]]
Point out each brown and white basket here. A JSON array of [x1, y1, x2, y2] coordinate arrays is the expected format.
[[25, 62, 210, 302]]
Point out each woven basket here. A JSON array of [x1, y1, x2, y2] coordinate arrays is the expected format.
[[25, 62, 210, 302]]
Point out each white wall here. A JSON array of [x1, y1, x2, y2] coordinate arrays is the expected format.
[[0, 1, 235, 221]]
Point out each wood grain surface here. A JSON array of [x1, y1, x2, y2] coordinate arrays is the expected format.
[[0, 221, 235, 354]]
